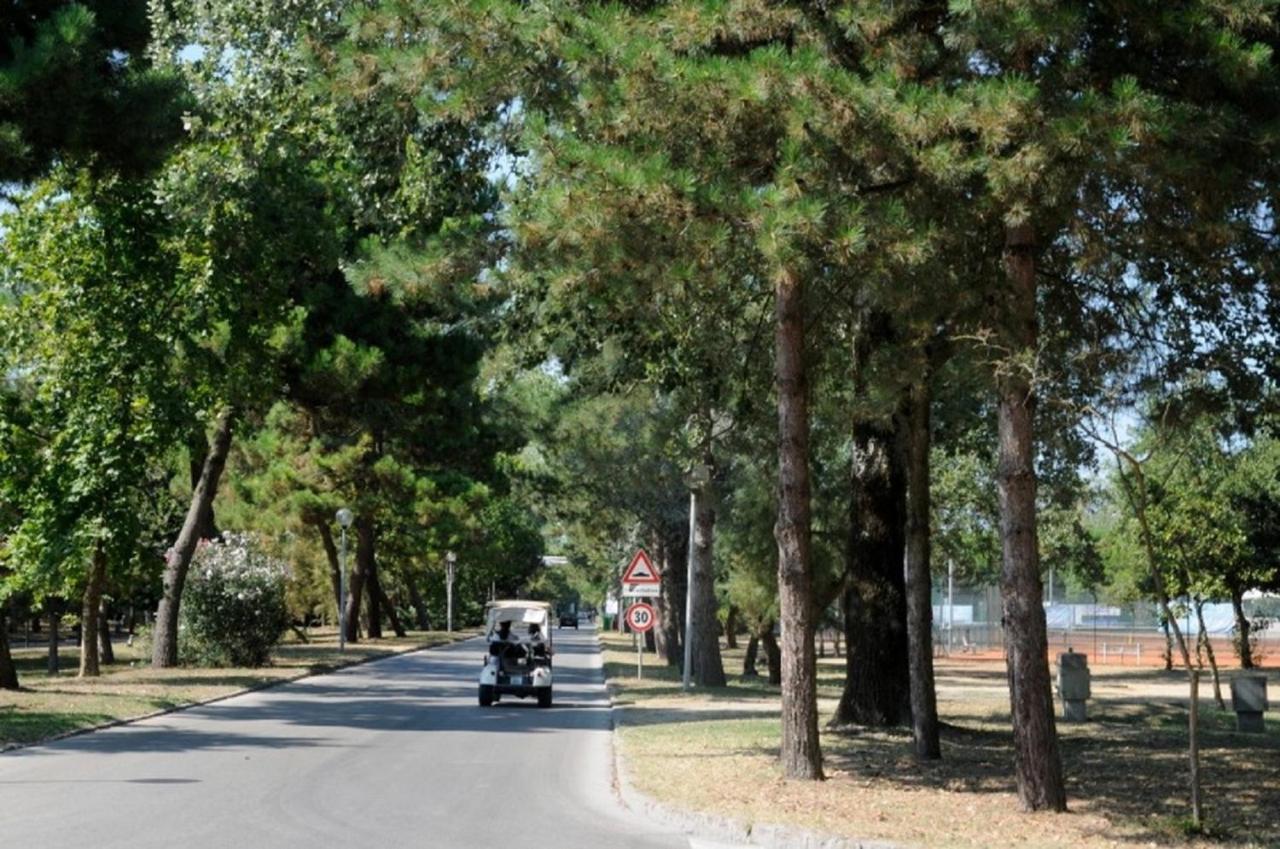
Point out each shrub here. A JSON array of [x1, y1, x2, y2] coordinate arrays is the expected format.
[[180, 533, 290, 667]]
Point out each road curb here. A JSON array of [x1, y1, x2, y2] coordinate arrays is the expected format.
[[1, 632, 481, 755], [597, 630, 899, 849]]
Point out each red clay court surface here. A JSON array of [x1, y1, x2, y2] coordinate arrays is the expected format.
[[935, 630, 1280, 669]]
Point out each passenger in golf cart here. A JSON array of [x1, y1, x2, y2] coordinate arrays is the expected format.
[[479, 601, 554, 707]]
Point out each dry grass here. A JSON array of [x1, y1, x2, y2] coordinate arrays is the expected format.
[[0, 627, 479, 748], [602, 633, 1280, 849]]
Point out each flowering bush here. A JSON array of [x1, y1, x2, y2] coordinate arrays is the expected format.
[[180, 533, 290, 668]]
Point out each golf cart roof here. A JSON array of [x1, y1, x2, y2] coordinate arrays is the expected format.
[[486, 600, 553, 611], [485, 600, 553, 628]]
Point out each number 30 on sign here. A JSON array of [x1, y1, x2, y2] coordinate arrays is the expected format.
[[625, 602, 655, 633]]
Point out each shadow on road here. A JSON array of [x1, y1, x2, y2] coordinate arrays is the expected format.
[[11, 636, 616, 759]]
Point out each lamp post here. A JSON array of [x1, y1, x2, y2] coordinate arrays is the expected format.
[[336, 508, 354, 651], [682, 463, 711, 691], [445, 551, 457, 633]]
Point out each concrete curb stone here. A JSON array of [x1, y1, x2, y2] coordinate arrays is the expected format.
[[595, 628, 900, 849]]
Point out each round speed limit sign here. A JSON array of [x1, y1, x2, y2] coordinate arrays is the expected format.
[[625, 602, 656, 633]]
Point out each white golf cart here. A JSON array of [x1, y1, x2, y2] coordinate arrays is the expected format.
[[479, 600, 554, 708]]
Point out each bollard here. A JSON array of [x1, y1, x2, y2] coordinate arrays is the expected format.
[[1058, 649, 1091, 722], [1231, 675, 1269, 733]]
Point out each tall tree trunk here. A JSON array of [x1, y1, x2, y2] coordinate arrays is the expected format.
[[743, 634, 760, 677], [153, 406, 235, 668], [343, 514, 374, 644], [1229, 587, 1254, 669], [366, 553, 384, 640], [79, 540, 108, 678], [98, 601, 115, 665], [408, 582, 432, 630], [724, 605, 739, 650], [47, 605, 61, 675], [774, 269, 823, 779], [0, 605, 19, 689], [372, 572, 406, 637], [657, 534, 685, 667], [773, 274, 824, 783], [690, 470, 726, 687], [1162, 614, 1174, 671], [997, 223, 1066, 811], [1193, 598, 1225, 711], [316, 519, 343, 616], [761, 623, 782, 686], [189, 425, 219, 540], [900, 380, 941, 758], [830, 417, 910, 729]]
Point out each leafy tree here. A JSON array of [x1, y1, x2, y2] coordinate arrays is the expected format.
[[1, 174, 188, 677]]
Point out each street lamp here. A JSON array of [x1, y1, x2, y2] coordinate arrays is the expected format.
[[683, 463, 711, 691], [336, 508, 354, 651], [445, 551, 457, 633]]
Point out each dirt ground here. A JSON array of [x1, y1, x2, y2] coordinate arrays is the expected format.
[[607, 641, 1280, 849]]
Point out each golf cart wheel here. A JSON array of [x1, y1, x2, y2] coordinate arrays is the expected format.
[[537, 688, 552, 708], [479, 684, 495, 707]]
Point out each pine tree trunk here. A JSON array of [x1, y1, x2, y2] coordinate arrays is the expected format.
[[98, 601, 115, 665], [651, 539, 670, 659], [997, 223, 1066, 812], [724, 605, 739, 650], [761, 624, 782, 686], [372, 572, 406, 638], [343, 514, 373, 643], [47, 606, 61, 675], [743, 635, 760, 677], [1230, 587, 1253, 669], [153, 406, 235, 668], [690, 472, 726, 687], [78, 541, 107, 678], [774, 268, 823, 779], [0, 605, 19, 689], [316, 520, 342, 615], [408, 582, 432, 630], [900, 381, 941, 758], [366, 552, 384, 640], [657, 535, 685, 667], [830, 420, 910, 728]]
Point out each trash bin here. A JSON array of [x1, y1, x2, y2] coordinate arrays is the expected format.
[[1057, 649, 1091, 722], [1231, 675, 1269, 733]]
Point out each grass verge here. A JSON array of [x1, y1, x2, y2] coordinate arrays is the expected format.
[[601, 631, 1280, 849], [0, 627, 480, 749]]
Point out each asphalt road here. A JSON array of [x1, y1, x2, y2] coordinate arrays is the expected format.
[[0, 625, 715, 849]]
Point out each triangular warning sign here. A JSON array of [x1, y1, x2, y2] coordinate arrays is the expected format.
[[622, 549, 660, 584]]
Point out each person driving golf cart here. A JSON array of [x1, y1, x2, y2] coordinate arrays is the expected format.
[[478, 601, 554, 708]]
